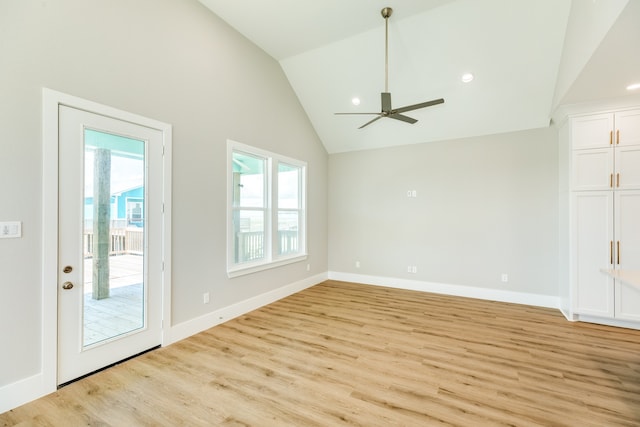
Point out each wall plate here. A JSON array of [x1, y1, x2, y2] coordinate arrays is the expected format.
[[0, 221, 22, 238]]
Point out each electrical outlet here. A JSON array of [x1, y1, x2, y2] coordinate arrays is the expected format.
[[501, 274, 508, 283], [203, 292, 210, 304], [306, 263, 311, 271], [355, 261, 360, 268], [407, 265, 417, 274]]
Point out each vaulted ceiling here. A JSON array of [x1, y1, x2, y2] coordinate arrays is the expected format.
[[200, 0, 640, 153]]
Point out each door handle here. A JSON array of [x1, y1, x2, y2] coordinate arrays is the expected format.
[[617, 241, 621, 265], [62, 281, 74, 290], [610, 241, 613, 265]]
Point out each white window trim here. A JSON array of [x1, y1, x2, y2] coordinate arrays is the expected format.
[[227, 140, 307, 278]]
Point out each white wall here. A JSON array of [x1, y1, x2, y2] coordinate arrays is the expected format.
[[0, 0, 328, 395], [328, 127, 558, 299]]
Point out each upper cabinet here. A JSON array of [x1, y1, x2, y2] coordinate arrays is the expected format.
[[571, 113, 614, 150], [616, 109, 640, 146], [572, 109, 640, 191]]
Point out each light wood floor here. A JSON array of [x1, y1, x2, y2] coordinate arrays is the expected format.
[[3, 280, 640, 426]]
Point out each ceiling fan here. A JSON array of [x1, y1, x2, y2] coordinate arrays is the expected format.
[[335, 7, 444, 129]]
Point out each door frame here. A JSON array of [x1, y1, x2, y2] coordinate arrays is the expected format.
[[42, 88, 172, 390]]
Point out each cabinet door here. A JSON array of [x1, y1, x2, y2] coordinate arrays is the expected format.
[[614, 191, 640, 321], [615, 109, 640, 147], [573, 192, 614, 317], [572, 113, 613, 150], [572, 148, 613, 191], [614, 146, 640, 190]]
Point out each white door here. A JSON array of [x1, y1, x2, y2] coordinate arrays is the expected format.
[[614, 146, 640, 190], [614, 190, 640, 321], [615, 109, 640, 147], [573, 191, 614, 317], [57, 105, 164, 385]]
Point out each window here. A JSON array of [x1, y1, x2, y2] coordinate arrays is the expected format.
[[228, 140, 306, 276]]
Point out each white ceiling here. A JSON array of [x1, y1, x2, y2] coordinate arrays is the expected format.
[[199, 0, 640, 154]]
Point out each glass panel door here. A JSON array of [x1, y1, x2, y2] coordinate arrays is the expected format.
[[58, 104, 164, 386], [82, 129, 145, 347]]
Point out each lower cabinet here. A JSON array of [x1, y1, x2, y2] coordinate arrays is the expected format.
[[573, 190, 640, 321], [615, 280, 640, 322]]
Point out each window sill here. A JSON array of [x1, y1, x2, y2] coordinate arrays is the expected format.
[[227, 254, 308, 278]]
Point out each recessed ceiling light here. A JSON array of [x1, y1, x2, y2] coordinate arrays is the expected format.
[[461, 73, 474, 83], [351, 97, 361, 106], [627, 83, 640, 91]]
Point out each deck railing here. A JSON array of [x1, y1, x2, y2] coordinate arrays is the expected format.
[[235, 230, 299, 263], [84, 228, 144, 258], [84, 228, 297, 261]]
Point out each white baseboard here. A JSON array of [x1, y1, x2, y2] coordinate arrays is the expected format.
[[0, 373, 49, 415], [328, 271, 560, 309], [575, 314, 640, 330], [166, 272, 328, 345]]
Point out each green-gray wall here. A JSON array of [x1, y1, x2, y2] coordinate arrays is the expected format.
[[328, 127, 559, 296], [0, 0, 328, 389]]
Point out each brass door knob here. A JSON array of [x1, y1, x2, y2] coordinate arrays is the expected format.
[[62, 281, 74, 290]]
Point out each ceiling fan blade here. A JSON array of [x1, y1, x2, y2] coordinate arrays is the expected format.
[[389, 113, 417, 125], [335, 112, 382, 115], [358, 115, 383, 129], [381, 92, 392, 112], [393, 98, 445, 114]]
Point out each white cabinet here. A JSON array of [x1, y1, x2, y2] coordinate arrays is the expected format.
[[570, 108, 640, 325], [571, 113, 613, 149], [615, 146, 640, 189], [572, 148, 613, 191], [616, 109, 640, 146], [572, 109, 640, 149], [572, 110, 640, 191], [614, 191, 640, 321], [573, 192, 613, 317]]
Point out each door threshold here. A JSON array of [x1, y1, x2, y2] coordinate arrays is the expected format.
[[57, 345, 160, 389]]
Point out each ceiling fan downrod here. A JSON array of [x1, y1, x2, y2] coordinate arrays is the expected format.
[[334, 6, 444, 129], [382, 7, 392, 93]]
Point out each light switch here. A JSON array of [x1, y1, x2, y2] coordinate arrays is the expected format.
[[0, 221, 22, 238]]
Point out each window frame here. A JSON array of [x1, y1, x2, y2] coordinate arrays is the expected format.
[[227, 140, 307, 277]]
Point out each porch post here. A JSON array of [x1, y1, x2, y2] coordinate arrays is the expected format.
[[92, 148, 111, 300]]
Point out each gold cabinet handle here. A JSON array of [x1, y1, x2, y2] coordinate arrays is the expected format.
[[617, 173, 620, 188], [617, 241, 620, 265], [610, 130, 613, 145], [616, 129, 620, 145], [610, 241, 614, 265], [610, 174, 614, 188]]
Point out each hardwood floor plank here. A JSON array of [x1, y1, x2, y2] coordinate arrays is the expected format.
[[3, 280, 640, 426]]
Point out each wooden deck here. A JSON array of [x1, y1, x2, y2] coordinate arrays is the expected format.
[[3, 280, 640, 425], [83, 255, 144, 346]]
